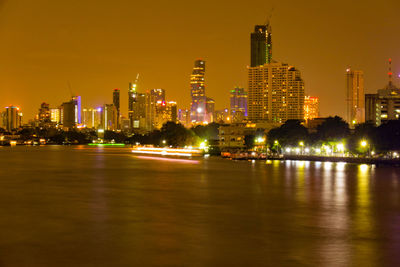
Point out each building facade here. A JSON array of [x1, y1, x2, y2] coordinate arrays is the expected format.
[[250, 23, 272, 67], [113, 89, 120, 129], [230, 87, 248, 122], [190, 59, 207, 124], [248, 62, 305, 123], [346, 69, 365, 126], [2, 106, 22, 131], [304, 96, 319, 121]]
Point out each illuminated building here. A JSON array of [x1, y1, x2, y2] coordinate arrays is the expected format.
[[190, 59, 207, 123], [61, 101, 75, 129], [304, 96, 319, 121], [101, 104, 118, 131], [113, 89, 120, 129], [50, 108, 61, 124], [37, 102, 51, 124], [248, 62, 305, 122], [251, 23, 272, 67], [154, 101, 177, 129], [346, 69, 364, 126], [215, 109, 230, 123], [2, 106, 22, 131], [82, 108, 102, 128], [365, 59, 400, 126], [132, 93, 146, 130], [128, 74, 139, 130], [152, 88, 165, 102], [178, 109, 191, 128], [72, 96, 82, 125], [230, 87, 248, 122]]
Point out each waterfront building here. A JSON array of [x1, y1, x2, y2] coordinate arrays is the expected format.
[[250, 23, 272, 67], [230, 87, 248, 122], [346, 69, 365, 127], [113, 89, 120, 129], [2, 106, 22, 131], [206, 97, 215, 123], [365, 60, 400, 126], [82, 108, 102, 129], [304, 96, 319, 121], [190, 59, 207, 124], [128, 74, 139, 130], [38, 103, 51, 123], [248, 62, 305, 123], [50, 108, 61, 124], [72, 96, 82, 125], [154, 101, 177, 129], [61, 101, 75, 129], [101, 104, 118, 131]]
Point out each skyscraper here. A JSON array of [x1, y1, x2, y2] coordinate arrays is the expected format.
[[304, 96, 319, 121], [61, 101, 75, 129], [346, 68, 365, 126], [230, 87, 248, 122], [101, 104, 118, 131], [72, 96, 82, 125], [2, 106, 22, 131], [248, 62, 305, 122], [151, 89, 165, 103], [113, 89, 120, 129], [250, 23, 272, 67], [129, 74, 139, 130], [38, 102, 51, 123], [190, 59, 207, 123]]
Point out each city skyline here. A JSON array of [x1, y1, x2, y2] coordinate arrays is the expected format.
[[0, 0, 399, 120]]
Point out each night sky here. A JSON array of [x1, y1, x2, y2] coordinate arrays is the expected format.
[[0, 0, 399, 120]]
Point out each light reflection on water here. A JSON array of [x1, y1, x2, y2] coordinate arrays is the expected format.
[[0, 146, 399, 266]]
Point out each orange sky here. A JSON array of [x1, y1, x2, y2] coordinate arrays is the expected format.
[[0, 0, 399, 121]]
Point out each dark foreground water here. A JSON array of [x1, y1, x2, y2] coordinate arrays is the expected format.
[[0, 146, 399, 266]]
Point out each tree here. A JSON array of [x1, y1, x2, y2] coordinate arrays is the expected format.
[[267, 120, 309, 147], [161, 122, 195, 147], [316, 116, 350, 143]]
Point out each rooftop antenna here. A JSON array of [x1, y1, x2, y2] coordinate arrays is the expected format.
[[388, 58, 393, 86], [67, 81, 74, 98], [265, 7, 274, 26]]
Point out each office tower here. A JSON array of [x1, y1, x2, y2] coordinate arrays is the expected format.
[[145, 90, 156, 131], [304, 96, 319, 121], [82, 108, 102, 129], [178, 109, 191, 128], [154, 101, 177, 129], [190, 59, 207, 123], [50, 108, 61, 124], [205, 97, 215, 123], [129, 74, 139, 129], [248, 62, 305, 122], [101, 104, 117, 131], [38, 102, 51, 123], [151, 89, 165, 102], [2, 106, 22, 131], [250, 23, 272, 67], [365, 59, 400, 126], [346, 69, 365, 126], [132, 93, 146, 130], [61, 101, 75, 129], [113, 89, 120, 129], [72, 96, 82, 125], [230, 87, 248, 122]]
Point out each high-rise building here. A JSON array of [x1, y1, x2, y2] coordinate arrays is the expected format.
[[250, 23, 272, 67], [304, 96, 319, 121], [206, 97, 215, 123], [365, 59, 400, 126], [215, 109, 230, 123], [346, 69, 365, 126], [129, 74, 139, 130], [38, 102, 51, 123], [82, 108, 102, 129], [230, 87, 248, 122], [190, 59, 207, 123], [113, 89, 120, 129], [132, 93, 146, 130], [50, 108, 61, 124], [72, 96, 82, 125], [102, 104, 118, 131], [151, 89, 165, 103], [154, 101, 177, 129], [61, 101, 75, 129], [248, 62, 305, 123], [2, 106, 22, 131]]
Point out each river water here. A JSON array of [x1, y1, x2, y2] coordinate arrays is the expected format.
[[0, 146, 399, 266]]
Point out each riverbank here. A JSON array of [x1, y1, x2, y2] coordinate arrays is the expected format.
[[273, 155, 400, 166]]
